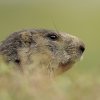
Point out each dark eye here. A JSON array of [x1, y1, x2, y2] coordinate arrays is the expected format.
[[47, 34, 58, 41]]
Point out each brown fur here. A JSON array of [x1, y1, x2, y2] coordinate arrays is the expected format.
[[0, 29, 85, 75]]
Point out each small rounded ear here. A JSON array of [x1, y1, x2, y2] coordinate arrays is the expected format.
[[20, 32, 33, 46], [20, 32, 32, 42]]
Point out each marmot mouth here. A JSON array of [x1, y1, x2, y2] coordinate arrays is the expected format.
[[57, 61, 75, 74]]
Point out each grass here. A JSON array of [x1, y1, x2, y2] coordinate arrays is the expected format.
[[0, 59, 100, 100]]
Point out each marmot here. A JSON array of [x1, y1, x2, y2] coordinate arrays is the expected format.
[[0, 29, 85, 75]]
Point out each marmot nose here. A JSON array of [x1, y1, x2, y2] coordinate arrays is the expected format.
[[79, 44, 85, 54]]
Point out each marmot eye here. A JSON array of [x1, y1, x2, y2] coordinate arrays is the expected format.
[[47, 34, 58, 41]]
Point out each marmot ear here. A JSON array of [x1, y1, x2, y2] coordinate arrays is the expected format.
[[20, 32, 33, 46]]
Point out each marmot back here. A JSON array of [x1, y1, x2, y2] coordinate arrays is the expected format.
[[0, 29, 85, 75]]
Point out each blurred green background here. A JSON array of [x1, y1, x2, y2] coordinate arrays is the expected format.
[[0, 0, 100, 74]]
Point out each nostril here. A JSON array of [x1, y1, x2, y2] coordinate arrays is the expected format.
[[79, 45, 85, 53]]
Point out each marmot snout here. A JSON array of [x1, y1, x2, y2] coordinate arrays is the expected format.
[[0, 29, 85, 75]]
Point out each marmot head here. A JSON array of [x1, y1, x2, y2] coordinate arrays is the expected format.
[[0, 29, 85, 75]]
